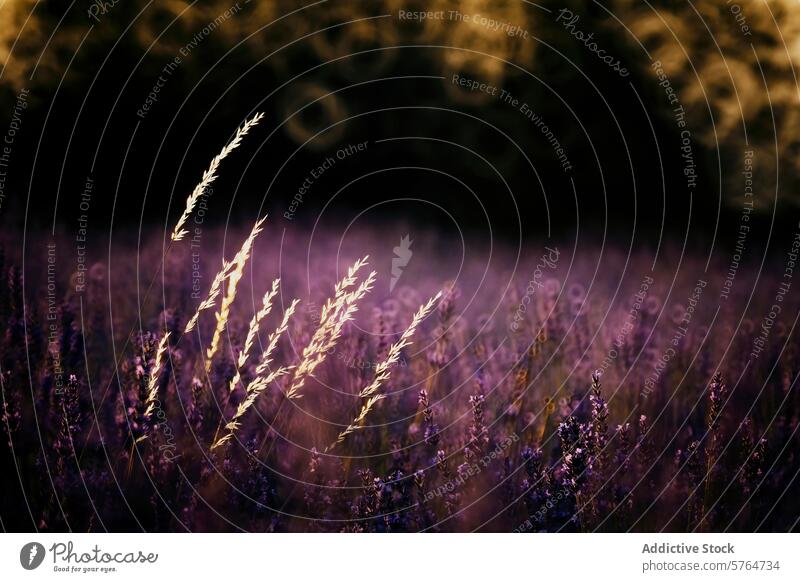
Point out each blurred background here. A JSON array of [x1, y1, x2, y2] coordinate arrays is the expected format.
[[1, 0, 799, 255], [2, 1, 800, 534]]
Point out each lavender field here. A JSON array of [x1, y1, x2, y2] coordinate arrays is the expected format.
[[1, 221, 798, 533], [2, 0, 800, 544]]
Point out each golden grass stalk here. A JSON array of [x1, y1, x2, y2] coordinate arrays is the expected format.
[[206, 216, 267, 373], [184, 260, 233, 334], [210, 366, 292, 451], [284, 257, 374, 400], [327, 291, 441, 451], [135, 332, 171, 444], [313, 271, 377, 360], [170, 112, 265, 242], [319, 256, 369, 328], [228, 278, 280, 392], [359, 291, 441, 399], [285, 269, 376, 399], [256, 298, 300, 376], [242, 279, 281, 367], [210, 299, 299, 450], [143, 332, 170, 419]]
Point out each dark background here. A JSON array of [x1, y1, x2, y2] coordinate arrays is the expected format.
[[1, 0, 796, 254]]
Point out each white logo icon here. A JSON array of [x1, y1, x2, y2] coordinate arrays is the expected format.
[[20, 542, 45, 570], [391, 235, 413, 292]]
